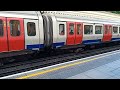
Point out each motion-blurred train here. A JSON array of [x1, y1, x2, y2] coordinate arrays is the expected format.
[[0, 11, 120, 59]]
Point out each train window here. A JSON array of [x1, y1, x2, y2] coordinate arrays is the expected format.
[[109, 26, 112, 33], [59, 24, 65, 35], [77, 24, 81, 35], [105, 25, 108, 34], [119, 27, 120, 33], [69, 23, 74, 35], [113, 27, 118, 34], [27, 22, 36, 36], [0, 20, 3, 37], [95, 26, 102, 34], [10, 20, 20, 36], [84, 25, 93, 34]]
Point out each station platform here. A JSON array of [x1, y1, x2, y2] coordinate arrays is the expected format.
[[1, 49, 120, 79]]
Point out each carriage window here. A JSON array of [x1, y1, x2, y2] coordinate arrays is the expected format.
[[69, 23, 74, 35], [113, 27, 118, 34], [27, 22, 36, 36], [59, 24, 65, 35], [0, 20, 3, 36], [10, 20, 20, 36], [77, 24, 81, 35], [95, 26, 102, 34], [84, 25, 93, 34]]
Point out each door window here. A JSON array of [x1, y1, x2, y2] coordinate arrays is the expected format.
[[0, 20, 3, 37], [77, 24, 81, 35], [10, 20, 20, 36], [69, 23, 74, 35]]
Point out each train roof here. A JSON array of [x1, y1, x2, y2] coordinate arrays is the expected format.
[[41, 11, 120, 24], [0, 11, 41, 19], [1, 11, 120, 25]]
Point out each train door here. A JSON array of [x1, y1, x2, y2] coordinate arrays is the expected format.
[[66, 22, 75, 45], [75, 22, 83, 44], [0, 17, 8, 52], [7, 18, 25, 51], [24, 19, 40, 50], [102, 25, 112, 42]]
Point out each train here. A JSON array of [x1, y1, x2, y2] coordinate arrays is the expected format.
[[0, 11, 120, 61]]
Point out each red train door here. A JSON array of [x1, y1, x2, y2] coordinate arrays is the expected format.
[[0, 17, 8, 52], [7, 18, 25, 51], [102, 25, 112, 42], [66, 22, 75, 45], [75, 22, 83, 45]]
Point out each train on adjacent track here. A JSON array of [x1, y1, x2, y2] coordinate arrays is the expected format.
[[0, 11, 120, 61]]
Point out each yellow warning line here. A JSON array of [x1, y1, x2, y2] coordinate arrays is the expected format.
[[17, 58, 97, 79], [17, 52, 113, 79]]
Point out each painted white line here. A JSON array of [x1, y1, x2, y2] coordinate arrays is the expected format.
[[1, 49, 120, 79]]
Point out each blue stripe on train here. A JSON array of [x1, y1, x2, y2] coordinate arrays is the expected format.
[[52, 39, 102, 47], [53, 42, 65, 48], [83, 38, 120, 44], [26, 42, 65, 49], [111, 38, 120, 41], [26, 38, 120, 50], [27, 44, 44, 50], [82, 39, 101, 45]]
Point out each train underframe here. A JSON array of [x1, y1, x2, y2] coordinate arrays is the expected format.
[[0, 40, 120, 66]]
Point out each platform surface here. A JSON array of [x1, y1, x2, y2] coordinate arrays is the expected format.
[[1, 50, 120, 79]]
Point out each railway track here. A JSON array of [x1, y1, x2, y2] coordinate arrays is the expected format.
[[0, 44, 120, 78]]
